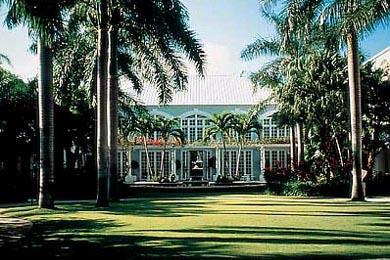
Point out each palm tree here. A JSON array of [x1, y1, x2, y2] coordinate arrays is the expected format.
[[96, 0, 110, 207], [1, 0, 74, 209], [241, 10, 308, 173], [204, 112, 234, 176], [107, 0, 120, 201], [63, 0, 205, 201], [131, 113, 158, 181], [155, 116, 184, 179], [277, 0, 389, 200], [230, 107, 262, 177], [319, 0, 390, 201]]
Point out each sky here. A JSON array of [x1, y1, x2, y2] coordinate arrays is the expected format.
[[0, 0, 389, 81]]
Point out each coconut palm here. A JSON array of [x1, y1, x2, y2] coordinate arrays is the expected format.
[[230, 107, 262, 177], [155, 116, 184, 179], [204, 112, 234, 176], [1, 0, 75, 209]]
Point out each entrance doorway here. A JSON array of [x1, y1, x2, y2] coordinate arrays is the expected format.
[[182, 150, 212, 180]]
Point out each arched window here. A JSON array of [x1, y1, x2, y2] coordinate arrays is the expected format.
[[181, 114, 209, 142]]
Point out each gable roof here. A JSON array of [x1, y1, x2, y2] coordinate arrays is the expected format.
[[125, 75, 271, 106]]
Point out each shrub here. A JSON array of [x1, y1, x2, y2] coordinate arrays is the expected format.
[[282, 180, 318, 197], [263, 168, 291, 184], [216, 175, 233, 185]]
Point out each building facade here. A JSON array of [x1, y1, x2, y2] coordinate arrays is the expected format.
[[119, 75, 290, 182]]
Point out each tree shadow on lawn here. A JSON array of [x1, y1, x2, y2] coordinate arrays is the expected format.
[[59, 199, 220, 218], [1, 219, 390, 259], [137, 225, 390, 242]]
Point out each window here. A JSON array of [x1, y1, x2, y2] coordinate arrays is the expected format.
[[181, 114, 207, 142], [154, 131, 162, 140], [264, 151, 270, 168], [140, 151, 170, 180], [279, 127, 285, 137], [245, 151, 252, 175], [264, 127, 270, 138], [189, 128, 196, 142], [279, 150, 286, 168], [271, 126, 278, 138], [223, 150, 252, 176], [263, 117, 288, 139], [117, 150, 129, 178], [272, 151, 278, 168], [197, 128, 203, 140], [264, 149, 288, 170], [263, 117, 272, 139]]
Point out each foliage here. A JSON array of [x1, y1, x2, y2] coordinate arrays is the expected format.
[[281, 180, 318, 197], [204, 112, 234, 143], [0, 53, 11, 67], [361, 62, 390, 173], [0, 68, 37, 201], [215, 175, 234, 185]]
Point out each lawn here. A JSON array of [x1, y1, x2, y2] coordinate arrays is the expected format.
[[1, 193, 390, 259]]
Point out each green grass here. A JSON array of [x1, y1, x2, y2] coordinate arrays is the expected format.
[[1, 194, 390, 259]]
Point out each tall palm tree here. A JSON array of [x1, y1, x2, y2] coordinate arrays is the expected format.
[[96, 0, 110, 207], [241, 10, 309, 173], [319, 0, 390, 201], [204, 112, 234, 176], [107, 0, 120, 201], [64, 0, 205, 202], [1, 0, 74, 209], [155, 116, 184, 178], [277, 0, 389, 200]]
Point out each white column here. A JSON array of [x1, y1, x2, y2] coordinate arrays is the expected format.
[[119, 150, 123, 178], [215, 147, 220, 176], [127, 149, 132, 177], [172, 148, 176, 179]]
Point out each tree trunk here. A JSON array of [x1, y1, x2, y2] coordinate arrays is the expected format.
[[38, 39, 54, 209], [96, 0, 110, 207], [289, 125, 297, 171], [222, 139, 227, 176], [235, 141, 243, 177], [143, 138, 154, 181], [296, 122, 304, 166], [334, 135, 344, 167], [108, 4, 119, 202], [347, 30, 364, 201], [160, 141, 167, 179]]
